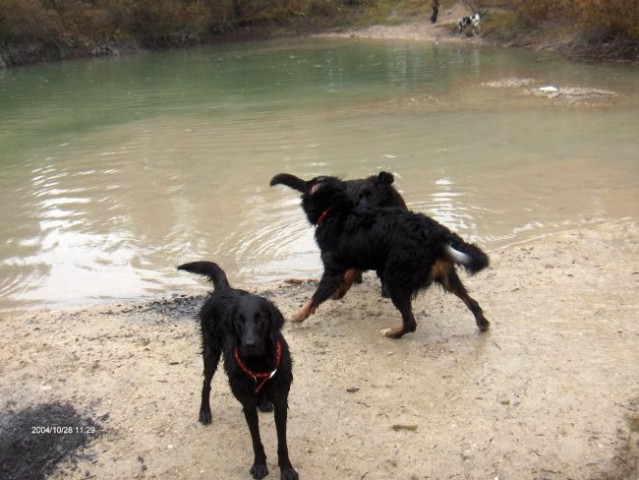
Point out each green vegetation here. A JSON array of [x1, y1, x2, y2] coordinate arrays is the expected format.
[[0, 0, 637, 66], [0, 0, 364, 50]]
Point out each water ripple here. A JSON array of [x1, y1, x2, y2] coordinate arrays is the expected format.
[[1, 39, 638, 310]]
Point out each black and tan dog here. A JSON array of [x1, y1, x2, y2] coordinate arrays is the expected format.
[[270, 171, 407, 297], [288, 176, 490, 339], [178, 261, 298, 480]]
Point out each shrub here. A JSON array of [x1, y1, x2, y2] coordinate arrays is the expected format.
[[0, 0, 65, 45]]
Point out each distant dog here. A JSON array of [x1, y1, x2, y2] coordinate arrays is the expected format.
[[270, 171, 408, 296], [178, 261, 298, 480], [458, 12, 481, 36], [289, 176, 490, 339]]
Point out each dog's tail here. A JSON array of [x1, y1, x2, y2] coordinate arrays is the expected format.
[[177, 261, 230, 290], [444, 238, 489, 275], [270, 173, 307, 193]]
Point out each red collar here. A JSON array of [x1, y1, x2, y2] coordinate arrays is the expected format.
[[317, 207, 332, 225], [233, 341, 282, 394]]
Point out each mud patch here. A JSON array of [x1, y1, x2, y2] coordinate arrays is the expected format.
[[120, 293, 206, 320], [525, 85, 617, 100], [481, 77, 536, 88], [0, 402, 102, 480], [481, 77, 618, 105]]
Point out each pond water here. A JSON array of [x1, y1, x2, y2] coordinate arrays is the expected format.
[[1, 38, 638, 311]]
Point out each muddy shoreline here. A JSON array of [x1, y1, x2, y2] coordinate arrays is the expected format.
[[1, 219, 638, 479]]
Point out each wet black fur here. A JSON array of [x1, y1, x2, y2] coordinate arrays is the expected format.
[[299, 176, 490, 338], [270, 171, 408, 296], [178, 261, 298, 480]]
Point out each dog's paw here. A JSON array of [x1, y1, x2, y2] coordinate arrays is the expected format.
[[280, 467, 299, 480], [250, 463, 269, 479], [291, 302, 316, 323], [198, 410, 212, 425], [290, 313, 307, 323], [478, 318, 490, 332], [381, 327, 405, 339]]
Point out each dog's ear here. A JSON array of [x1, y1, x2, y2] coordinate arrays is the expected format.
[[266, 302, 285, 341], [376, 171, 395, 186], [225, 305, 241, 340], [270, 173, 308, 193]]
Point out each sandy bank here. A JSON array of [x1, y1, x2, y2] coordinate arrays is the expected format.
[[1, 219, 638, 479], [316, 3, 477, 45]]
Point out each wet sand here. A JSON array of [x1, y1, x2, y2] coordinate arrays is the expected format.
[[1, 219, 638, 479]]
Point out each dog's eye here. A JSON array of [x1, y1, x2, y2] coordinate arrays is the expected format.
[[234, 313, 246, 331]]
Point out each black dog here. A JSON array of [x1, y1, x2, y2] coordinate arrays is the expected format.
[[270, 171, 408, 297], [288, 176, 490, 339], [178, 261, 298, 480]]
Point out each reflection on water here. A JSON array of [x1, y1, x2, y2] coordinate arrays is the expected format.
[[1, 39, 638, 311]]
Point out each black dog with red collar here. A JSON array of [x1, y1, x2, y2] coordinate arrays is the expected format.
[[178, 261, 298, 480]]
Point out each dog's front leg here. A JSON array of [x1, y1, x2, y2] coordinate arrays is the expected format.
[[243, 402, 268, 479], [331, 268, 363, 300], [290, 299, 318, 323], [273, 394, 298, 480], [291, 268, 345, 323]]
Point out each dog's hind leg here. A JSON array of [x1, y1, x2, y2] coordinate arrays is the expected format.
[[272, 392, 299, 480], [377, 270, 390, 298], [384, 288, 418, 339], [199, 344, 221, 424], [243, 401, 269, 480], [439, 268, 489, 332]]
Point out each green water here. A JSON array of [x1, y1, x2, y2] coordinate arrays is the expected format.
[[1, 38, 638, 310]]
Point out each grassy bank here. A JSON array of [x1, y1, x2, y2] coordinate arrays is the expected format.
[[1, 0, 638, 67], [479, 0, 639, 60]]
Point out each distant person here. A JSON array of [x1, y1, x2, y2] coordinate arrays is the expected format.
[[431, 0, 441, 23]]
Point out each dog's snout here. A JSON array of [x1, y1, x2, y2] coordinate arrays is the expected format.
[[243, 337, 256, 350], [241, 332, 262, 356]]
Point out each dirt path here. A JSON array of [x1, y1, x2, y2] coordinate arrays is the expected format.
[[317, 2, 479, 44], [1, 220, 638, 479]]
